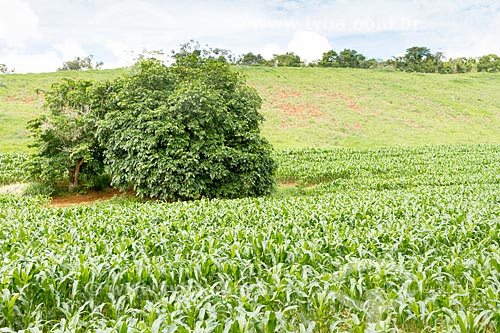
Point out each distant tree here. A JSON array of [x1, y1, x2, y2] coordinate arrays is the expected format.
[[318, 49, 369, 68], [393, 46, 446, 73], [400, 46, 432, 72], [337, 49, 366, 68], [318, 50, 339, 67], [58, 55, 103, 71], [0, 64, 14, 74], [431, 51, 446, 73], [172, 40, 236, 64], [364, 58, 379, 69], [238, 52, 265, 66], [441, 57, 477, 74], [272, 52, 302, 67], [477, 54, 500, 72]]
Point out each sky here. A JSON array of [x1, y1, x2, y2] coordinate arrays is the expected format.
[[1, 0, 500, 73]]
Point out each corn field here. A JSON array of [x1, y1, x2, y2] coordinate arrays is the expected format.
[[1, 145, 500, 332], [0, 154, 30, 185]]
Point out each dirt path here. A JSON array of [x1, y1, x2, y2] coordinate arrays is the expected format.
[[47, 183, 303, 208], [49, 189, 132, 208]]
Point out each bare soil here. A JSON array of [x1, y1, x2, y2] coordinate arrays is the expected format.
[[49, 189, 133, 208]]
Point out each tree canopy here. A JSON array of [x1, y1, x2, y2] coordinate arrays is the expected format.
[[318, 49, 374, 68], [272, 52, 302, 67], [238, 52, 266, 66], [29, 50, 276, 200], [27, 79, 110, 191]]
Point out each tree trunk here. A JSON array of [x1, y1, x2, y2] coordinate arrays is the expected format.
[[73, 159, 84, 188], [68, 159, 84, 192]]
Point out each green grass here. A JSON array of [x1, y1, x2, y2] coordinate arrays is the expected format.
[[1, 67, 500, 152], [240, 67, 500, 149], [0, 69, 122, 152]]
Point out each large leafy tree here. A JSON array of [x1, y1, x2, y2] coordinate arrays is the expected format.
[[98, 54, 275, 200], [28, 79, 110, 190]]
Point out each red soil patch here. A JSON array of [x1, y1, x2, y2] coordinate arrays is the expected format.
[[277, 102, 326, 128], [316, 92, 368, 115], [279, 181, 298, 187], [338, 122, 364, 132], [275, 88, 303, 99], [278, 102, 303, 117], [23, 96, 36, 104], [4, 95, 37, 104], [49, 189, 133, 208]]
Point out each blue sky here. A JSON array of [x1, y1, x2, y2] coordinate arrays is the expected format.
[[1, 0, 499, 73]]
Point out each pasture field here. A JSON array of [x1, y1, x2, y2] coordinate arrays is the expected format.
[[239, 67, 500, 148], [1, 68, 500, 152], [0, 69, 122, 153], [1, 145, 500, 332]]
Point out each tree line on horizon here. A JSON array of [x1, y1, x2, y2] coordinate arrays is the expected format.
[[1, 45, 499, 74], [237, 46, 500, 74]]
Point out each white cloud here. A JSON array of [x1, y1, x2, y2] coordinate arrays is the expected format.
[[54, 40, 86, 61], [259, 43, 285, 60], [103, 41, 136, 69], [440, 7, 500, 58], [0, 0, 40, 47], [2, 0, 500, 72], [0, 49, 60, 73], [287, 31, 332, 63]]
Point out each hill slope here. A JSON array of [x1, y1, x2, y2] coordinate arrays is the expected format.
[[241, 67, 500, 149], [1, 67, 499, 152]]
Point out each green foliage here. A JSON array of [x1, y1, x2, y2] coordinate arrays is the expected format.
[[388, 46, 500, 74], [318, 50, 339, 67], [272, 52, 302, 67], [392, 46, 441, 73], [2, 145, 500, 331], [0, 69, 123, 154], [0, 63, 14, 74], [99, 56, 275, 200], [477, 54, 500, 73], [318, 49, 376, 69], [0, 153, 30, 185], [238, 52, 266, 66], [22, 181, 56, 196], [58, 55, 103, 71], [275, 145, 500, 189], [441, 57, 477, 74], [172, 41, 236, 64], [27, 78, 109, 191], [3, 66, 500, 154]]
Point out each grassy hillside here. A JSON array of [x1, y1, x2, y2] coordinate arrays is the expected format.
[[0, 69, 122, 153], [1, 67, 499, 152], [242, 67, 500, 149]]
